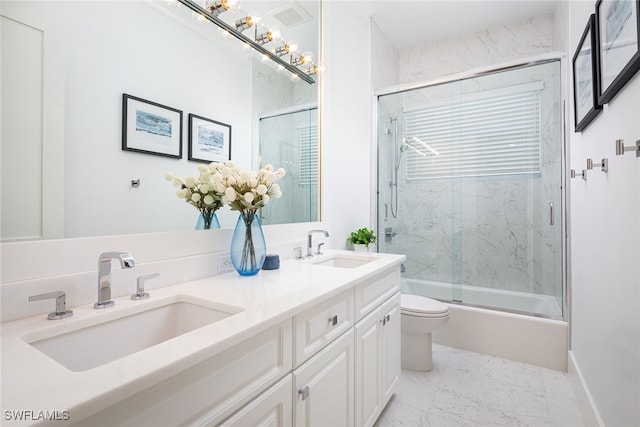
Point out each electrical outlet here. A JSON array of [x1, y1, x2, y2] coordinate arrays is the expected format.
[[218, 254, 234, 273]]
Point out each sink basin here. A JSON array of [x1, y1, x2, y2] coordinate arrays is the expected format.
[[312, 254, 377, 269], [24, 297, 242, 371]]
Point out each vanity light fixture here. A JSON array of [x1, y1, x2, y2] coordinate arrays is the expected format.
[[176, 0, 315, 84]]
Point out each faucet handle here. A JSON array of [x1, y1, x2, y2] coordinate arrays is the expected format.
[[316, 242, 325, 256], [132, 273, 159, 300], [28, 291, 73, 320]]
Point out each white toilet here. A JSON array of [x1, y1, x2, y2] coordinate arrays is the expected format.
[[401, 294, 450, 371]]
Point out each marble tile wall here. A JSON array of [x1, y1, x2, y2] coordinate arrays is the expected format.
[[398, 14, 554, 84]]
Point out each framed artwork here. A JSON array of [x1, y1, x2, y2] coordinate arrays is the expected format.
[[122, 94, 182, 158], [595, 0, 640, 104], [188, 113, 232, 163], [573, 15, 603, 132]]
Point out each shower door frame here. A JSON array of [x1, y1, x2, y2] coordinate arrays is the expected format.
[[371, 52, 571, 322]]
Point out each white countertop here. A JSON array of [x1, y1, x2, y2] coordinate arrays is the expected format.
[[0, 250, 404, 425]]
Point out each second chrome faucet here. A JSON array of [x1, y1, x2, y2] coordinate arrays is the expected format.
[[95, 251, 135, 309], [306, 230, 329, 257]]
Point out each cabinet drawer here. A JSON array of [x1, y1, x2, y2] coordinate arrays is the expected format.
[[77, 320, 293, 427], [294, 289, 354, 366], [354, 268, 400, 321]]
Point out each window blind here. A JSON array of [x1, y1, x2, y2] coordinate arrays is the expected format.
[[404, 83, 542, 180], [298, 124, 318, 186]]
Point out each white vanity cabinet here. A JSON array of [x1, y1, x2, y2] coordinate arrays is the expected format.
[[355, 292, 401, 427], [76, 320, 293, 427], [65, 263, 401, 427]]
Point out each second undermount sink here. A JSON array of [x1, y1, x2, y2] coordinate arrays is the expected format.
[[24, 296, 243, 372], [311, 254, 378, 269]]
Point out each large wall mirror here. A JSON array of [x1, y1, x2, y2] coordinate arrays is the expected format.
[[0, 0, 320, 242]]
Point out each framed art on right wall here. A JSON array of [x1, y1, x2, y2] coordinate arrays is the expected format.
[[573, 14, 602, 132], [595, 0, 640, 104]]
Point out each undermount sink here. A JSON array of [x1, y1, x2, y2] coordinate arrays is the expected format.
[[24, 297, 242, 372], [311, 254, 377, 269]]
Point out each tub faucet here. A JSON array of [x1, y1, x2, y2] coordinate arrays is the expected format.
[[95, 251, 135, 309], [307, 230, 329, 257]]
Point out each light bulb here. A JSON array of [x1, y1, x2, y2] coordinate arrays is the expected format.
[[305, 65, 319, 75], [207, 0, 236, 16], [275, 44, 292, 57], [291, 55, 307, 66], [256, 31, 274, 45], [302, 51, 314, 64], [270, 29, 282, 40], [235, 16, 254, 31], [192, 11, 209, 24]]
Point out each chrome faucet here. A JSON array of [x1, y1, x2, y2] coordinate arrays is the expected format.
[[307, 230, 329, 257], [95, 251, 135, 309]]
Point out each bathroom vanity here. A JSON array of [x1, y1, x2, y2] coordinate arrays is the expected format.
[[1, 250, 404, 426]]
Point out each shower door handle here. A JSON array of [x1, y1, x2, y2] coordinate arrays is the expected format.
[[549, 202, 554, 226]]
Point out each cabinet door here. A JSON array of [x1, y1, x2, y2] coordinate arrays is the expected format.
[[293, 329, 354, 427], [355, 307, 382, 427], [381, 293, 401, 406], [217, 375, 292, 427]]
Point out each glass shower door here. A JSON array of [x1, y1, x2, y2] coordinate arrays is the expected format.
[[377, 59, 564, 319]]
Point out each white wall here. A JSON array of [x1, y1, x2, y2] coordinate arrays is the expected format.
[[567, 2, 640, 426], [321, 1, 373, 247]]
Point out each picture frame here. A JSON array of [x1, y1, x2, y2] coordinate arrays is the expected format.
[[122, 94, 182, 158], [573, 14, 603, 132], [188, 113, 232, 163], [595, 0, 640, 104]]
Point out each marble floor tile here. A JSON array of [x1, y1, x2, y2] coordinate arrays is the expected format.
[[377, 345, 584, 427]]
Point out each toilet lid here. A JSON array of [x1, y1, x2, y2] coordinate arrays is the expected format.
[[401, 294, 449, 315]]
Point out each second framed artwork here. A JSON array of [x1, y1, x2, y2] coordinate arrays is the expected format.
[[188, 114, 232, 163], [595, 0, 640, 104]]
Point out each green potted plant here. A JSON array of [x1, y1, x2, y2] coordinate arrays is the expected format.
[[346, 227, 376, 252]]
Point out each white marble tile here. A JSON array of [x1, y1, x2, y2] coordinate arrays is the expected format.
[[541, 367, 576, 399], [377, 345, 583, 427]]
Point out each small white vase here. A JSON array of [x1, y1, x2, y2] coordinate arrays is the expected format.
[[352, 244, 370, 253]]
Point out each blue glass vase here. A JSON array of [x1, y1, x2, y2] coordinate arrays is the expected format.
[[195, 211, 221, 230], [230, 212, 266, 276]]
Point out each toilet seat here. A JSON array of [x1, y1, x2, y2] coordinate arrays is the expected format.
[[401, 294, 449, 317]]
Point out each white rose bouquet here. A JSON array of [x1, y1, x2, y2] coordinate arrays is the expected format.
[[165, 163, 227, 229], [219, 163, 285, 215]]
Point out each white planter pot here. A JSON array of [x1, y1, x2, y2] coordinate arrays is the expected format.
[[352, 244, 370, 253]]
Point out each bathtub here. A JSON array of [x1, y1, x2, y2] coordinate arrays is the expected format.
[[402, 278, 568, 371]]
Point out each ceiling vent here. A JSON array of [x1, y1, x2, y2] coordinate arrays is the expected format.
[[269, 2, 312, 28]]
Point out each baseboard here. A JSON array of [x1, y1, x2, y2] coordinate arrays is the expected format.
[[567, 350, 604, 427]]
